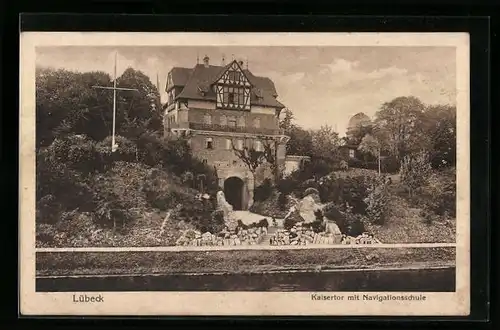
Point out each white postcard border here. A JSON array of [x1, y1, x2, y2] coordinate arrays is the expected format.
[[19, 32, 470, 316]]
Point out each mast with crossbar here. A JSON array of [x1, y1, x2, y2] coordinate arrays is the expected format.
[[92, 52, 138, 152]]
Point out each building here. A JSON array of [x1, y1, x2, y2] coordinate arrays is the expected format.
[[283, 155, 311, 177], [345, 112, 372, 141], [163, 55, 289, 210]]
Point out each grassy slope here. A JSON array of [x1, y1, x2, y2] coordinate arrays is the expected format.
[[338, 169, 456, 243], [36, 247, 455, 276]]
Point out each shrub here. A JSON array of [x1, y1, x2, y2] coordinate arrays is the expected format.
[[339, 160, 349, 171], [258, 218, 269, 228], [278, 192, 288, 211], [400, 152, 433, 197], [283, 209, 304, 230], [364, 177, 391, 225], [45, 134, 100, 174], [323, 203, 348, 233], [36, 194, 63, 225], [36, 148, 95, 217], [322, 202, 365, 236], [96, 135, 137, 170], [36, 223, 58, 246], [415, 167, 456, 218], [277, 175, 299, 196], [254, 178, 273, 202], [318, 175, 370, 214], [195, 209, 225, 234]]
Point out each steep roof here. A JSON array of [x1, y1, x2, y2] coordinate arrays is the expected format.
[[169, 67, 192, 87], [168, 62, 284, 109]]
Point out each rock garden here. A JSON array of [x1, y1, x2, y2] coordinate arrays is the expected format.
[[175, 223, 269, 247]]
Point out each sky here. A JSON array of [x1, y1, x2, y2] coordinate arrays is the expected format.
[[36, 46, 456, 136]]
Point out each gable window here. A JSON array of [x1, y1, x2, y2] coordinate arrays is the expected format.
[[215, 63, 251, 110], [206, 137, 214, 150]]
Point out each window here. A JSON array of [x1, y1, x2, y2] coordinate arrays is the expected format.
[[202, 159, 208, 164], [237, 116, 245, 127], [206, 137, 214, 149], [349, 149, 355, 158], [235, 139, 243, 150], [254, 140, 263, 152], [253, 118, 261, 128], [216, 84, 249, 109], [228, 117, 237, 128], [204, 114, 212, 125], [225, 139, 232, 150], [220, 115, 227, 126]]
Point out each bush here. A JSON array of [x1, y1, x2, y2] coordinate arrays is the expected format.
[[195, 209, 224, 234], [254, 178, 273, 202], [283, 210, 304, 230], [36, 148, 96, 216], [339, 160, 349, 171], [318, 175, 370, 214], [322, 202, 365, 236], [96, 135, 137, 170], [36, 194, 63, 225], [414, 167, 456, 218], [364, 176, 391, 225], [400, 152, 433, 197], [45, 135, 100, 174]]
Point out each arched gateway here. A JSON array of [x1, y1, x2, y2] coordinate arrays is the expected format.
[[223, 176, 245, 210]]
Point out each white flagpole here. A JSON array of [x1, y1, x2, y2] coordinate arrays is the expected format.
[[92, 51, 138, 153], [112, 52, 118, 152]]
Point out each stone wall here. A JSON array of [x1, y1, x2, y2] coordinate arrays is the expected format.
[[175, 227, 268, 247]]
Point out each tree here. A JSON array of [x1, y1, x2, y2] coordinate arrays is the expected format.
[[35, 67, 162, 147], [279, 108, 295, 132], [422, 105, 456, 169], [115, 68, 163, 135], [399, 151, 433, 197], [279, 108, 314, 157], [231, 138, 277, 179], [310, 125, 341, 161], [358, 134, 382, 175], [36, 67, 114, 147], [373, 96, 429, 167]]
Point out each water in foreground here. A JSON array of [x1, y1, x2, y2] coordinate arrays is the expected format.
[[37, 267, 455, 292]]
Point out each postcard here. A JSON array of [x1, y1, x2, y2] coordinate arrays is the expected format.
[[19, 32, 470, 316]]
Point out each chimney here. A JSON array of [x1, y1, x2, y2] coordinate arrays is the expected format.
[[203, 55, 210, 68]]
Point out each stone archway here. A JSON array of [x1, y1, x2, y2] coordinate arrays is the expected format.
[[224, 176, 245, 211]]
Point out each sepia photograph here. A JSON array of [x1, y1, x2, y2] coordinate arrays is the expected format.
[[19, 32, 470, 316]]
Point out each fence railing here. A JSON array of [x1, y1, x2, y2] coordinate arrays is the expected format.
[[189, 122, 283, 135]]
